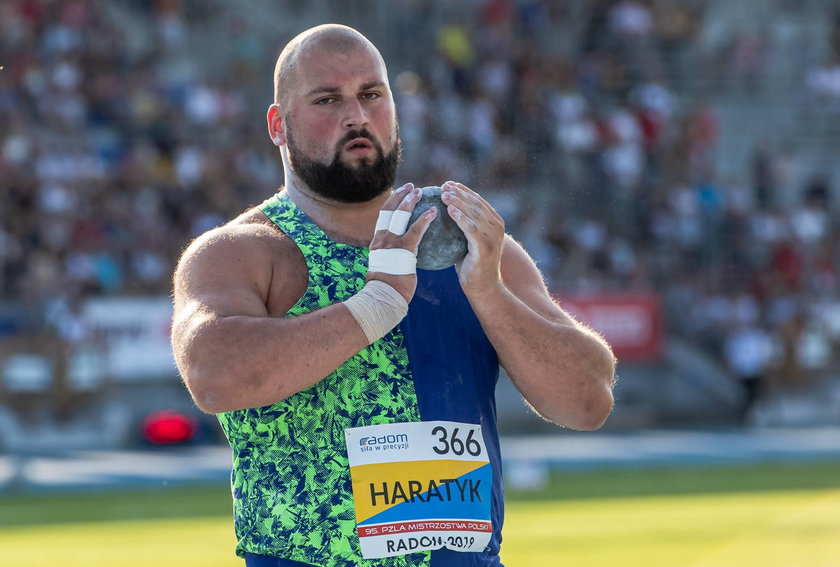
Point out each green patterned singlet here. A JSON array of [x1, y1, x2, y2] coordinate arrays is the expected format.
[[215, 192, 430, 566]]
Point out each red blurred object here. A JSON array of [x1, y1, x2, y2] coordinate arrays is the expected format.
[[556, 293, 664, 362], [143, 410, 197, 444]]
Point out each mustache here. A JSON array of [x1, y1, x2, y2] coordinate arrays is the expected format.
[[337, 129, 378, 149]]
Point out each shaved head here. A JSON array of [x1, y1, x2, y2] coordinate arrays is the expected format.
[[266, 23, 400, 204], [273, 24, 385, 107]]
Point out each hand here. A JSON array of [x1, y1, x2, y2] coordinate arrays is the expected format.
[[440, 181, 505, 297], [367, 183, 437, 302]]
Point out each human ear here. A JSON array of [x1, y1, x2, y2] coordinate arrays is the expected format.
[[266, 104, 286, 146]]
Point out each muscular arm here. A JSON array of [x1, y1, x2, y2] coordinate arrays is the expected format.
[[441, 182, 615, 430], [473, 238, 616, 430], [172, 186, 433, 414], [171, 224, 369, 413]]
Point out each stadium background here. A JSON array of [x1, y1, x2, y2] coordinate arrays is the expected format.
[[1, 1, 840, 565]]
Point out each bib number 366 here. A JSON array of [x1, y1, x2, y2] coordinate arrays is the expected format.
[[431, 426, 483, 457], [345, 420, 493, 559]]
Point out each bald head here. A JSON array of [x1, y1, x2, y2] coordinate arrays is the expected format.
[[273, 24, 385, 107]]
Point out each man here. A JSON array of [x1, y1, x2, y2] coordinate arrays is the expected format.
[[723, 321, 774, 424], [171, 24, 615, 566]]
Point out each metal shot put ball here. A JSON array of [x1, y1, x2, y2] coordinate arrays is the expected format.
[[408, 186, 468, 270]]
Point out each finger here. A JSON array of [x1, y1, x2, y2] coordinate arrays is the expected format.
[[442, 181, 486, 210], [443, 180, 475, 195], [447, 205, 477, 235], [381, 183, 414, 212], [395, 185, 421, 212], [402, 206, 438, 252], [442, 180, 478, 198], [443, 204, 482, 268], [388, 210, 412, 235], [376, 184, 417, 233], [446, 181, 490, 212], [375, 209, 394, 232], [441, 188, 484, 221], [382, 188, 421, 235], [442, 181, 503, 226]]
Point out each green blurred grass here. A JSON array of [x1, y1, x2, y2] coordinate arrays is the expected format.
[[2, 461, 839, 566]]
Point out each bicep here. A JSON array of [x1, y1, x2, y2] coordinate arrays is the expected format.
[[172, 230, 273, 335], [499, 236, 576, 326]]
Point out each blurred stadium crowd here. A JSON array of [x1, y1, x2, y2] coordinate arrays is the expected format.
[[2, 0, 840, 424]]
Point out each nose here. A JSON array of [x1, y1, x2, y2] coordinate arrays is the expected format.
[[343, 98, 369, 130]]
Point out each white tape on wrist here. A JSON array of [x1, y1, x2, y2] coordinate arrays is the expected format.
[[368, 248, 417, 275], [344, 280, 409, 344]]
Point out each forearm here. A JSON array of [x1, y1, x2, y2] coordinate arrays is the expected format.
[[467, 283, 616, 429], [173, 303, 368, 413]]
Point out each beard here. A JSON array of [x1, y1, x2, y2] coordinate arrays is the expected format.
[[286, 120, 402, 203]]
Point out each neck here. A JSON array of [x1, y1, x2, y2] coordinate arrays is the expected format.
[[284, 173, 390, 246]]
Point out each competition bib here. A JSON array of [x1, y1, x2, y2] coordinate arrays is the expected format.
[[345, 421, 493, 559]]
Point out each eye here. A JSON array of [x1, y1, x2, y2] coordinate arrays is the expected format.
[[360, 92, 380, 101], [315, 96, 338, 105]]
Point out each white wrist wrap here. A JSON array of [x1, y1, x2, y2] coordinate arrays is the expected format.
[[368, 248, 417, 275], [344, 280, 409, 344]]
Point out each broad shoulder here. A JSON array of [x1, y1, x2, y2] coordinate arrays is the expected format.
[[174, 206, 307, 315], [178, 208, 295, 268]]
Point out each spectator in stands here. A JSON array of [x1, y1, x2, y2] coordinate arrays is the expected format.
[[2, 0, 839, 427], [723, 321, 775, 423]]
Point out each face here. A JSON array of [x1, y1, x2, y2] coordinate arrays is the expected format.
[[286, 117, 401, 203], [272, 42, 401, 203]]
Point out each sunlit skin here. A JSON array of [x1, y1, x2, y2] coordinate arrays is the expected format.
[[267, 41, 399, 223], [171, 25, 616, 430]]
